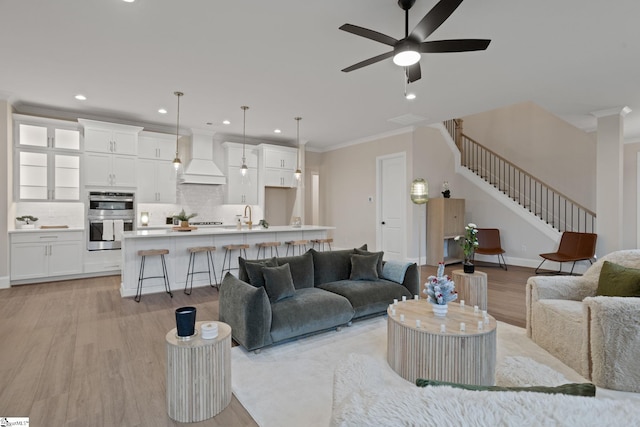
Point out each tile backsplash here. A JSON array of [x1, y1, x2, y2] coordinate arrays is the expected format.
[[13, 202, 85, 228]]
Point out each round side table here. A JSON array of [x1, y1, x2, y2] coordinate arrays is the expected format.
[[166, 321, 232, 422], [452, 269, 488, 311]]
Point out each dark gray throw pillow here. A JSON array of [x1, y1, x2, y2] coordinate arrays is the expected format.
[[262, 263, 296, 302], [354, 248, 384, 277], [349, 253, 379, 281], [241, 257, 277, 288], [276, 251, 314, 289]]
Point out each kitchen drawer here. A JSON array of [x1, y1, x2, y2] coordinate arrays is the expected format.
[[11, 230, 83, 244]]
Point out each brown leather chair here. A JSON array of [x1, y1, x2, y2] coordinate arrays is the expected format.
[[475, 228, 507, 270], [535, 231, 597, 275]]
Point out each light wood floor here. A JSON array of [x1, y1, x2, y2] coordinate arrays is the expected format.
[[0, 262, 534, 425]]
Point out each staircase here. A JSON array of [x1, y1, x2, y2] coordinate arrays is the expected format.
[[444, 119, 596, 233]]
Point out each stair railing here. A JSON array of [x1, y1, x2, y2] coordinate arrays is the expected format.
[[443, 120, 596, 233]]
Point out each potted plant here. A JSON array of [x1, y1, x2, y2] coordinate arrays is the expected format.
[[455, 222, 479, 273], [16, 215, 38, 229], [423, 262, 457, 316], [173, 209, 197, 228]]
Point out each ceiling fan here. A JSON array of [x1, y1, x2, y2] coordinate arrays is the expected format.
[[339, 0, 491, 83]]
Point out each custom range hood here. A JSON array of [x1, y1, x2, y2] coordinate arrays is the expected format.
[[179, 131, 226, 185]]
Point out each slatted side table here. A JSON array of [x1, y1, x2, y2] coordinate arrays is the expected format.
[[452, 269, 488, 311], [387, 300, 497, 385], [166, 321, 232, 423]]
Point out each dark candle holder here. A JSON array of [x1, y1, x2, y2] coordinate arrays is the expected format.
[[175, 306, 197, 338]]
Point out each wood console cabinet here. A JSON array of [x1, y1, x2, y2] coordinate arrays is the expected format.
[[426, 198, 465, 266]]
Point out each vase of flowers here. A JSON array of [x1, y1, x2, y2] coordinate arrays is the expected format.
[[455, 223, 479, 274], [423, 262, 458, 316], [173, 209, 197, 228]]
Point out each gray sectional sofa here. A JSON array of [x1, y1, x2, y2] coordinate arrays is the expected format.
[[219, 246, 419, 351]]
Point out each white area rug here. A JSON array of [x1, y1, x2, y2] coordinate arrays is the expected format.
[[231, 317, 640, 427]]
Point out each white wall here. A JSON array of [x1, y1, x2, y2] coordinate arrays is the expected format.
[[0, 100, 10, 286]]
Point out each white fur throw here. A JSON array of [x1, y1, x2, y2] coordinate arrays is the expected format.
[[331, 354, 640, 427]]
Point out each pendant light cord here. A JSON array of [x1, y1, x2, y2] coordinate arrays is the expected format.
[[241, 106, 249, 163], [174, 91, 183, 157]]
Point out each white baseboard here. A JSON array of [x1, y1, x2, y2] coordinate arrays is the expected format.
[[0, 275, 10, 289]]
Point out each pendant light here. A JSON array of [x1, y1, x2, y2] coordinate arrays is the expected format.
[[294, 117, 302, 181], [240, 106, 249, 177], [172, 91, 184, 172], [410, 178, 429, 284]]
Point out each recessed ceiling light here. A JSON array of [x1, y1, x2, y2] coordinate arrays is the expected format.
[[75, 94, 87, 101], [274, 129, 282, 134], [222, 120, 230, 125], [158, 108, 167, 114], [405, 93, 416, 100], [122, 0, 135, 3]]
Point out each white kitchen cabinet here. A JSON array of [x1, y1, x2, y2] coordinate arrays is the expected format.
[[10, 231, 83, 281], [14, 114, 81, 201], [223, 142, 259, 204], [263, 147, 297, 170], [85, 153, 137, 188], [224, 142, 259, 168], [259, 144, 298, 188], [263, 168, 295, 188], [138, 131, 176, 161], [79, 119, 142, 155], [137, 158, 177, 203], [226, 167, 258, 204]]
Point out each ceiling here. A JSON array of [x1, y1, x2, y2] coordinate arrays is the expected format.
[[1, 0, 640, 151]]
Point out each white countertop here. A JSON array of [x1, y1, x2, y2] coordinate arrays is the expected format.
[[122, 225, 334, 239], [8, 226, 84, 234]]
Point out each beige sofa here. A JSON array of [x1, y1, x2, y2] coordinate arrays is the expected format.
[[526, 249, 640, 392]]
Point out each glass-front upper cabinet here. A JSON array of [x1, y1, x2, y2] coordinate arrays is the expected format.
[[14, 114, 81, 201]]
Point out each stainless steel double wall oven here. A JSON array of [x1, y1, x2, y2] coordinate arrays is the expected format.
[[87, 191, 135, 250]]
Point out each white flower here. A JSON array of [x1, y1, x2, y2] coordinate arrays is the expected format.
[[468, 223, 477, 228], [454, 236, 460, 241]]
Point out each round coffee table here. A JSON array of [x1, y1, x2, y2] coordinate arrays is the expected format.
[[387, 300, 497, 385], [166, 321, 232, 422]]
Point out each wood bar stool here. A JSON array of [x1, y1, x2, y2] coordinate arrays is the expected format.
[[255, 241, 281, 259], [221, 244, 249, 277], [285, 240, 309, 256], [136, 249, 172, 303], [311, 238, 333, 252], [184, 246, 218, 295]]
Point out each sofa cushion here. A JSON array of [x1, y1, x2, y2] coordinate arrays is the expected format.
[[270, 288, 354, 343], [596, 261, 640, 297], [310, 245, 367, 285], [317, 279, 412, 318], [263, 263, 296, 303], [349, 254, 379, 281], [276, 251, 314, 289], [415, 378, 596, 396], [354, 248, 384, 277], [239, 257, 277, 287]]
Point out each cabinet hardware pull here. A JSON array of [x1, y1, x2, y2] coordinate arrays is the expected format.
[[114, 141, 117, 152], [39, 236, 58, 239]]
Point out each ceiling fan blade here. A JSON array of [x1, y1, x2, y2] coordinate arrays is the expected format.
[[341, 51, 394, 73], [339, 24, 398, 46], [420, 39, 491, 53], [406, 63, 421, 83], [410, 0, 464, 42]]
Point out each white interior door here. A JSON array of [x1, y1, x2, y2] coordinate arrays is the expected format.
[[377, 153, 406, 261]]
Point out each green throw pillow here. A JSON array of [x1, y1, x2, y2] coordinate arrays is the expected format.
[[242, 257, 277, 288], [415, 378, 596, 397], [262, 263, 296, 302], [596, 261, 640, 297], [349, 253, 379, 281], [354, 248, 384, 277]]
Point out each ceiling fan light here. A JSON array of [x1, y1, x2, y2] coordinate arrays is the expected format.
[[393, 50, 420, 66]]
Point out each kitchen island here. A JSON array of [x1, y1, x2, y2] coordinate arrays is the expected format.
[[120, 225, 334, 298]]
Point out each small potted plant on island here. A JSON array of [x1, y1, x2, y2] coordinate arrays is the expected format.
[[455, 222, 479, 273], [173, 209, 197, 228], [16, 215, 38, 229], [423, 262, 458, 317]]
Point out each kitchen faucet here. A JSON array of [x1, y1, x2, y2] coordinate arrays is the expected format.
[[243, 205, 253, 230]]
